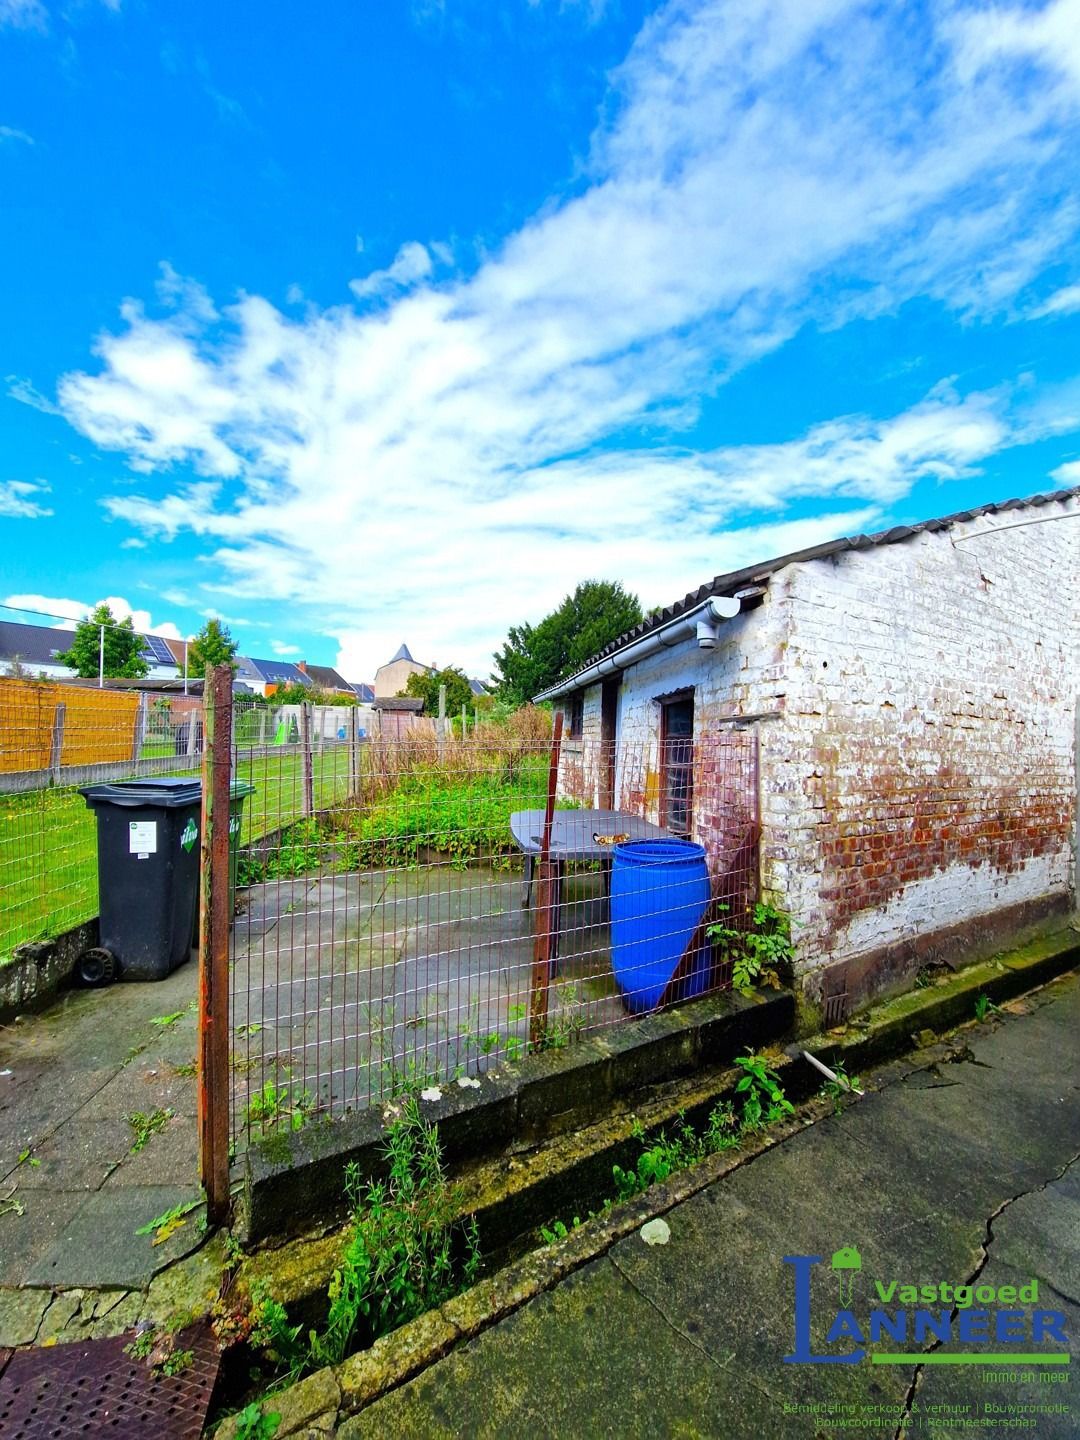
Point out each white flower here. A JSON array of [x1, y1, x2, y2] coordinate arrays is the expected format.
[[420, 1086, 443, 1103], [640, 1218, 671, 1247], [457, 1076, 481, 1090]]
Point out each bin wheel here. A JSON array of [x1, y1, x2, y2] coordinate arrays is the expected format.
[[76, 947, 116, 987]]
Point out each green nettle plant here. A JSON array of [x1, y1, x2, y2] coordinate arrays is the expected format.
[[250, 1099, 480, 1382], [706, 901, 793, 990]]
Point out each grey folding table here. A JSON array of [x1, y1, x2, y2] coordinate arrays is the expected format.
[[509, 809, 674, 960]]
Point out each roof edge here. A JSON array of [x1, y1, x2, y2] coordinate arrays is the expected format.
[[539, 484, 1080, 698]]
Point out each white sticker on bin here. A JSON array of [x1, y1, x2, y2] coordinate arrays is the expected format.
[[129, 820, 157, 857]]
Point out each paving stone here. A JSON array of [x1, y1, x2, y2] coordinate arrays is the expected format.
[[216, 1368, 340, 1439], [35, 1288, 86, 1343], [0, 1189, 91, 1287], [0, 1287, 50, 1346], [8, 1117, 130, 1190], [23, 1185, 205, 1289]]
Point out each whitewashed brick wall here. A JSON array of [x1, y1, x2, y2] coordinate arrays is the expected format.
[[565, 491, 1079, 1000]]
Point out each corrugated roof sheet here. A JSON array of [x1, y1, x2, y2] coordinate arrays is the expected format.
[[553, 485, 1080, 692]]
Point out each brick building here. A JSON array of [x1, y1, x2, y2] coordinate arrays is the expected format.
[[537, 486, 1079, 1012]]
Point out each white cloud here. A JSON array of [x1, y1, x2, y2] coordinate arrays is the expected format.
[[3, 591, 180, 639], [0, 0, 118, 27], [56, 0, 1080, 678], [201, 606, 256, 627], [0, 125, 33, 145], [7, 376, 59, 415], [285, 283, 304, 305], [0, 0, 46, 30], [120, 536, 147, 548], [1051, 458, 1080, 483], [1031, 283, 1080, 319], [349, 241, 433, 300], [270, 639, 300, 656], [0, 479, 52, 518]]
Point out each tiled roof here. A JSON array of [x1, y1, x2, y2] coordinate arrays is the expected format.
[[0, 620, 71, 667], [304, 664, 352, 692], [236, 656, 312, 685], [373, 696, 425, 712], [0, 620, 179, 671]]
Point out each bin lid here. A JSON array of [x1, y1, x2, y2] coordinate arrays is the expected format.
[[78, 778, 203, 809], [230, 781, 256, 799]]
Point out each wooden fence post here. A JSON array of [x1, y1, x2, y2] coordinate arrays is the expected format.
[[437, 684, 446, 762], [198, 664, 233, 1225], [301, 701, 314, 816]]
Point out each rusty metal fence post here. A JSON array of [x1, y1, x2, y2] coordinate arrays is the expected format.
[[529, 710, 563, 1049], [198, 664, 233, 1223]]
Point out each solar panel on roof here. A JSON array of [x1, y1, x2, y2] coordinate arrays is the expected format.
[[139, 634, 176, 665]]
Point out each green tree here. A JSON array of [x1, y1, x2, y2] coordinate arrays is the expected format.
[[56, 603, 149, 680], [184, 617, 238, 677], [401, 665, 475, 717], [492, 580, 642, 706]]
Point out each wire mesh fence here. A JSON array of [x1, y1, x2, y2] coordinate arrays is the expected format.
[[0, 679, 355, 961], [228, 707, 759, 1145]]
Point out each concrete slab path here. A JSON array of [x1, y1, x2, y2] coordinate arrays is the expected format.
[[0, 956, 204, 1297], [341, 971, 1080, 1440]]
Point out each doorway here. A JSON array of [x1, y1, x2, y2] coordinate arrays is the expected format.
[[660, 694, 694, 835], [600, 678, 619, 809]]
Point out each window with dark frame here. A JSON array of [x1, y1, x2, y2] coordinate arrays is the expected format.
[[567, 692, 584, 740], [659, 693, 694, 836]]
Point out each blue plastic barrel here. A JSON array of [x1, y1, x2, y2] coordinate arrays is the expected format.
[[610, 839, 710, 1014]]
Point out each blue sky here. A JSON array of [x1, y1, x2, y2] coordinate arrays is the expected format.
[[3, 0, 1080, 682]]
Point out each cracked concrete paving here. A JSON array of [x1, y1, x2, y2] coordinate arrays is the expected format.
[[0, 954, 205, 1319], [341, 970, 1080, 1440]]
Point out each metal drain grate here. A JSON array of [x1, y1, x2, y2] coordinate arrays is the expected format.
[[822, 988, 850, 1026], [0, 1322, 220, 1440]]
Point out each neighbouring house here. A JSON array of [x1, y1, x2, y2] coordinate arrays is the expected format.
[[298, 661, 354, 696], [235, 655, 313, 697], [374, 642, 433, 699], [0, 620, 179, 682], [468, 677, 489, 697], [350, 682, 375, 703], [537, 485, 1080, 1015]]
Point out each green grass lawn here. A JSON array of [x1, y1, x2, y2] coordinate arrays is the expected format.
[[0, 745, 354, 959]]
